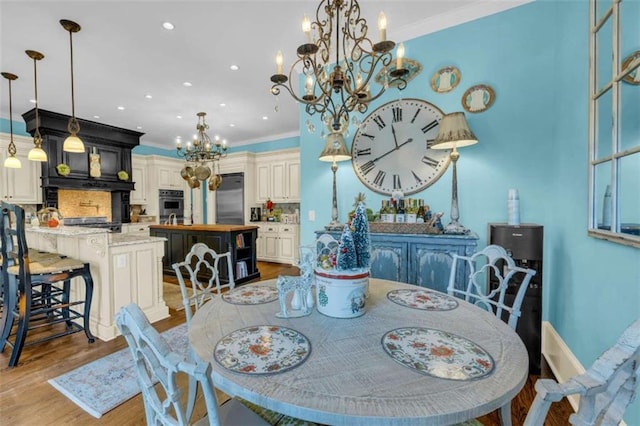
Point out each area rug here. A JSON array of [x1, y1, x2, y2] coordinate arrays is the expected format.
[[48, 323, 188, 418], [163, 281, 187, 310]]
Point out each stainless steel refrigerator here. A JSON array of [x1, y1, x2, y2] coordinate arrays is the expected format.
[[215, 172, 244, 224]]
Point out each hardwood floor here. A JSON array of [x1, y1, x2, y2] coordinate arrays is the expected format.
[[0, 262, 573, 425]]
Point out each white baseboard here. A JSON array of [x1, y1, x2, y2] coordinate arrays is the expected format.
[[541, 321, 627, 426]]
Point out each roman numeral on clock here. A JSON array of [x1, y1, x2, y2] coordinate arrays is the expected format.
[[392, 107, 402, 123], [373, 115, 386, 130], [360, 161, 376, 175], [357, 148, 371, 156], [393, 174, 402, 189], [421, 155, 439, 168], [426, 138, 435, 149], [422, 120, 438, 134], [411, 108, 421, 124], [373, 170, 386, 186], [361, 133, 375, 140], [412, 170, 422, 184]]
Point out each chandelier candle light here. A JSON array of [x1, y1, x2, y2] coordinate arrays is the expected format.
[[26, 50, 47, 162], [270, 0, 410, 132], [432, 112, 478, 235], [61, 19, 84, 153], [176, 112, 227, 191], [2, 72, 21, 168]]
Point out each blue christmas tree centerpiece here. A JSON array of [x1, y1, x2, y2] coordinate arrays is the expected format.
[[314, 202, 371, 318]]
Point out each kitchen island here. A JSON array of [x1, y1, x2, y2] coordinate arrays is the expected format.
[[25, 226, 168, 341], [149, 224, 260, 284]]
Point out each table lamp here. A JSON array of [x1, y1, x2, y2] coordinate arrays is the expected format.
[[432, 112, 478, 234], [319, 132, 351, 230]]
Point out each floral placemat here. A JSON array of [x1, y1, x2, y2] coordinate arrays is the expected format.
[[214, 325, 311, 375], [222, 285, 278, 305], [382, 327, 494, 380], [387, 289, 458, 311]]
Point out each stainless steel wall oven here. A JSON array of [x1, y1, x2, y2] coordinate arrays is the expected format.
[[159, 189, 184, 223]]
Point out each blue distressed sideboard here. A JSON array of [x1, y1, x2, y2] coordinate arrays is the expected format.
[[315, 230, 479, 293]]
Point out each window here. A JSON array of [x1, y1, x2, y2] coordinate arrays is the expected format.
[[588, 0, 640, 248]]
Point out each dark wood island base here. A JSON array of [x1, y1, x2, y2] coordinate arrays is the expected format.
[[150, 224, 260, 285]]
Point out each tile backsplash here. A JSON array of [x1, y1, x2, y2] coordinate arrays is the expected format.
[[58, 189, 112, 220]]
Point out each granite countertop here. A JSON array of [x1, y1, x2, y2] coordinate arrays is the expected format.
[[149, 224, 259, 232], [108, 233, 166, 247], [25, 225, 109, 236]]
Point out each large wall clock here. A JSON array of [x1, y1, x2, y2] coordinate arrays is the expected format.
[[351, 98, 450, 196]]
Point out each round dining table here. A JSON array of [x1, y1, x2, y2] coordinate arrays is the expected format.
[[188, 278, 529, 426]]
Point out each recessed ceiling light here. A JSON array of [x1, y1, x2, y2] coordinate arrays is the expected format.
[[144, 94, 153, 99], [229, 123, 235, 127], [230, 65, 239, 71], [93, 115, 100, 119], [117, 106, 125, 110], [162, 22, 174, 30], [183, 81, 192, 87], [220, 103, 226, 107], [29, 99, 36, 104], [262, 116, 268, 120], [136, 126, 142, 129], [176, 115, 183, 119]]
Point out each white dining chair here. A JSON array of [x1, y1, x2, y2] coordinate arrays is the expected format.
[[447, 244, 536, 425], [115, 303, 269, 426], [172, 243, 235, 325], [524, 319, 640, 425], [447, 244, 537, 330]]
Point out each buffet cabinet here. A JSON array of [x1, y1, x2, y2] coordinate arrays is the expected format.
[[315, 231, 479, 293]]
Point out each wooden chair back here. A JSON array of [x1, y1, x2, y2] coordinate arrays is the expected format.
[[447, 244, 537, 330], [171, 243, 235, 325], [524, 319, 640, 425]]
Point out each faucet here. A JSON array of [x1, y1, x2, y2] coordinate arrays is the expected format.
[[165, 213, 177, 225]]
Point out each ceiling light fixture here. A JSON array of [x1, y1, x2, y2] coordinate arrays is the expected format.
[[183, 81, 192, 87], [145, 94, 153, 99], [117, 106, 125, 110], [176, 112, 227, 191], [2, 72, 21, 168], [270, 0, 410, 132], [26, 50, 47, 162], [61, 19, 85, 153], [230, 65, 239, 71], [162, 22, 174, 30]]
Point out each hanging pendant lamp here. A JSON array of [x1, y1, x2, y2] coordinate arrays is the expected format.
[[2, 72, 21, 169], [60, 19, 85, 153], [26, 50, 47, 162]]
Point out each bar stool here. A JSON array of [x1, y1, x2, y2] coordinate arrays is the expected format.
[[0, 202, 95, 367]]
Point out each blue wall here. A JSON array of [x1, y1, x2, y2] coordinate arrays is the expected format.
[[298, 1, 639, 422]]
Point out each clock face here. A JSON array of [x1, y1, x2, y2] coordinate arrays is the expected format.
[[351, 99, 450, 195]]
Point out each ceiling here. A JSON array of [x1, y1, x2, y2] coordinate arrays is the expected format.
[[0, 1, 526, 150]]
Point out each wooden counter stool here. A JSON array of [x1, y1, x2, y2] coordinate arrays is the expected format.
[[0, 202, 95, 367]]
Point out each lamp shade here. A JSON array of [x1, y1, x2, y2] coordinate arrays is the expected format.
[[319, 132, 351, 162], [28, 147, 47, 162], [432, 112, 478, 150], [63, 134, 85, 153], [4, 155, 21, 168]]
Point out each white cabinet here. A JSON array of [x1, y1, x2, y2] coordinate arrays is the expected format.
[[256, 223, 299, 264], [158, 165, 183, 189], [121, 222, 150, 236], [255, 149, 300, 203], [131, 155, 148, 204], [0, 135, 42, 204], [144, 156, 187, 218]]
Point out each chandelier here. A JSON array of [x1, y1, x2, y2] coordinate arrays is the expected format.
[[176, 112, 227, 191], [270, 0, 409, 132]]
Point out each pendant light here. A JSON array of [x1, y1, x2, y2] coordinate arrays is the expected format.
[[2, 72, 21, 169], [26, 50, 47, 162], [60, 19, 85, 153]]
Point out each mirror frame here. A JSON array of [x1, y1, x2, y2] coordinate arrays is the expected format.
[[588, 0, 640, 248]]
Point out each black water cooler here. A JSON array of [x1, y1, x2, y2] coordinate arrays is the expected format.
[[488, 223, 543, 374]]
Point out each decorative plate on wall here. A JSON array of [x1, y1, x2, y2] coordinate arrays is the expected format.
[[430, 66, 461, 93], [622, 50, 640, 85], [461, 84, 496, 113], [374, 58, 422, 88]]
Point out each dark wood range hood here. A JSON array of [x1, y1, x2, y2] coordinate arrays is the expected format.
[[22, 108, 143, 223]]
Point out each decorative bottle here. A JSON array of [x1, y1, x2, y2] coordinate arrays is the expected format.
[[396, 199, 406, 223]]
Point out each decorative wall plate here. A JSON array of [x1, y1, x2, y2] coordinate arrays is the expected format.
[[387, 289, 458, 311], [430, 66, 461, 93], [461, 84, 496, 113], [622, 50, 640, 84], [374, 58, 422, 88], [222, 285, 279, 305], [56, 163, 70, 176], [382, 327, 494, 380], [214, 325, 311, 375]]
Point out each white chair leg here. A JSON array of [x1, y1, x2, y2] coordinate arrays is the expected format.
[[499, 401, 512, 426]]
